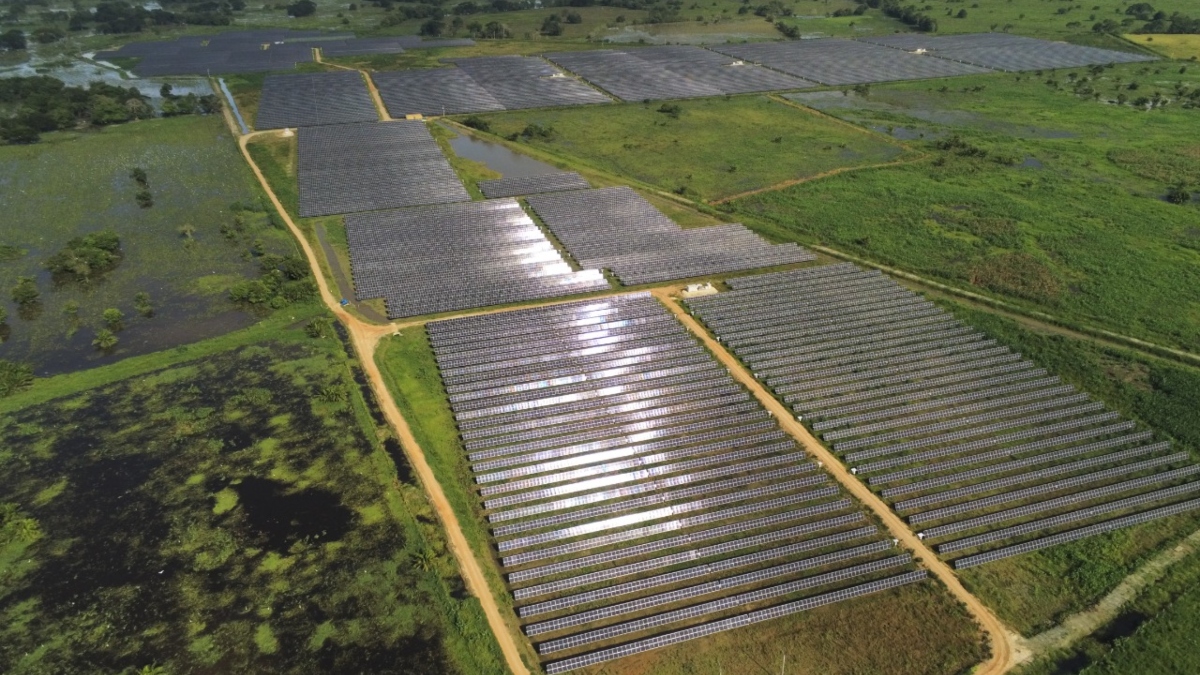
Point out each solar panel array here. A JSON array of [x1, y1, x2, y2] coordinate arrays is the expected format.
[[428, 294, 923, 671], [373, 56, 610, 118], [345, 199, 608, 318], [297, 120, 470, 217], [861, 33, 1155, 71], [525, 187, 815, 285], [95, 30, 475, 76], [254, 71, 379, 130], [546, 46, 814, 102], [318, 35, 476, 58], [478, 172, 591, 199], [686, 264, 1200, 569], [711, 39, 992, 86], [95, 29, 335, 76]]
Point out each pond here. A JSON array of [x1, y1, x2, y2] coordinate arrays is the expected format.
[[443, 126, 560, 178], [0, 52, 211, 112]]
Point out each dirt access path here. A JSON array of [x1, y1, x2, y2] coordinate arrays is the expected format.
[[230, 125, 532, 674], [651, 287, 1019, 675]]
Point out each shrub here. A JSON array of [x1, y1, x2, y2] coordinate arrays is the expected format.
[[11, 276, 38, 306], [92, 329, 118, 350], [286, 0, 316, 16], [134, 292, 154, 317], [103, 308, 125, 330], [0, 360, 33, 397], [462, 116, 491, 132]]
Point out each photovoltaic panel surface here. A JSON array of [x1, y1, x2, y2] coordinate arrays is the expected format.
[[254, 71, 379, 129], [687, 263, 1199, 568], [94, 30, 474, 76], [427, 294, 920, 670], [711, 39, 993, 85], [478, 172, 591, 199], [860, 33, 1156, 71], [297, 120, 470, 217], [525, 187, 815, 284], [547, 46, 814, 101], [345, 198, 608, 318]]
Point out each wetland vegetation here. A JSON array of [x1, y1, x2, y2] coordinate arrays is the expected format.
[[0, 305, 505, 675]]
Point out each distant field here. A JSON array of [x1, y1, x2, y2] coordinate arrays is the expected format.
[[734, 63, 1200, 353], [471, 95, 915, 201], [0, 115, 294, 375], [1128, 33, 1200, 60], [0, 311, 506, 674]]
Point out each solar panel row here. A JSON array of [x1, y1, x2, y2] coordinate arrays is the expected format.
[[526, 187, 815, 285], [428, 294, 920, 670], [297, 120, 470, 217], [373, 56, 610, 118], [478, 172, 591, 199], [95, 30, 474, 76], [686, 263, 1198, 568], [861, 32, 1155, 72], [255, 71, 379, 130], [547, 46, 814, 101], [344, 197, 608, 319]]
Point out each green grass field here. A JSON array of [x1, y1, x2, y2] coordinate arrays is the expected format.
[[732, 63, 1200, 353], [0, 115, 295, 375], [0, 303, 506, 674], [471, 95, 915, 201]]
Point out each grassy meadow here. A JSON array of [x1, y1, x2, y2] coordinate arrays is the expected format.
[[374, 327, 987, 675], [0, 115, 296, 375], [0, 304, 506, 674], [471, 95, 915, 201], [732, 62, 1200, 352], [1130, 33, 1200, 60]]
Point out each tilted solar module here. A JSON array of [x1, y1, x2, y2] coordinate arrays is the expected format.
[[255, 71, 379, 129], [686, 264, 1199, 571], [427, 294, 918, 670]]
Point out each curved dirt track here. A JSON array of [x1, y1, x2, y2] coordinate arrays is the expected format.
[[232, 125, 532, 675], [652, 288, 1016, 675]]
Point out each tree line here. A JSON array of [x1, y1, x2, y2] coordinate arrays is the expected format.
[[0, 76, 221, 144], [1094, 3, 1200, 35]]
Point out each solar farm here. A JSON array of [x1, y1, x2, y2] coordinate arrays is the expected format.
[[683, 264, 1200, 569], [546, 46, 814, 102], [373, 57, 610, 118], [427, 293, 928, 672], [93, 30, 474, 76], [254, 71, 378, 130], [525, 187, 815, 285], [345, 199, 608, 319], [861, 32, 1156, 71], [296, 120, 469, 218]]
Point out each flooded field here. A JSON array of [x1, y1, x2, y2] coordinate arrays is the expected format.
[[0, 114, 295, 375], [0, 333, 504, 674]]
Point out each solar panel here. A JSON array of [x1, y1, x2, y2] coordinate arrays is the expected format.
[[711, 39, 992, 85], [298, 120, 471, 217], [478, 172, 591, 198], [542, 571, 928, 673], [861, 33, 1156, 72], [954, 499, 1200, 568], [687, 263, 1197, 571], [254, 71, 379, 129]]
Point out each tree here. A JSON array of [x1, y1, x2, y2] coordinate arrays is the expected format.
[[11, 276, 38, 306], [286, 0, 316, 17], [0, 30, 26, 51], [540, 14, 562, 35], [159, 83, 174, 99], [956, 9, 967, 18], [103, 308, 125, 330], [92, 328, 119, 350], [420, 17, 445, 35], [130, 166, 148, 185]]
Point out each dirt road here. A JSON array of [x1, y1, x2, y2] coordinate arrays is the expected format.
[[232, 128, 532, 675], [651, 288, 1017, 675]]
